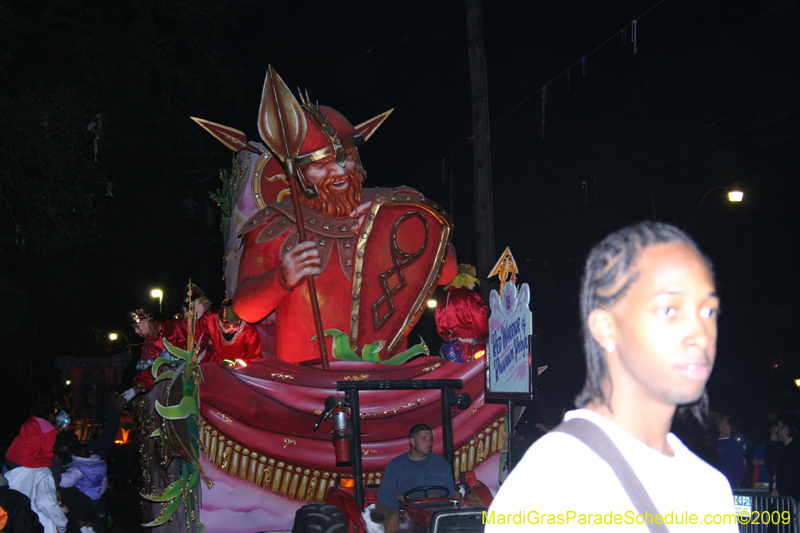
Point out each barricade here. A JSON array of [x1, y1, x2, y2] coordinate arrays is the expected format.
[[734, 489, 798, 533]]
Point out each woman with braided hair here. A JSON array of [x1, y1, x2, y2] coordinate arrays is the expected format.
[[574, 221, 713, 422], [488, 221, 738, 532]]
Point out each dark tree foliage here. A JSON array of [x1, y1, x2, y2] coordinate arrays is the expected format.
[[0, 86, 106, 256], [0, 0, 248, 257], [0, 0, 251, 430]]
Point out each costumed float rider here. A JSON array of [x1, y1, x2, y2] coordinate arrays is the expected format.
[[181, 283, 212, 322], [232, 95, 456, 365], [375, 424, 456, 533], [120, 304, 191, 402], [200, 298, 262, 368], [434, 263, 489, 363]]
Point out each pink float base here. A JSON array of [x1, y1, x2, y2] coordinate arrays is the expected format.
[[198, 455, 302, 532], [472, 451, 501, 496], [197, 451, 502, 532]]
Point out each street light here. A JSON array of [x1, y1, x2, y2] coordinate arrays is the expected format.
[[151, 288, 163, 313], [691, 185, 744, 232], [109, 331, 140, 353], [427, 299, 437, 308], [109, 332, 133, 352]]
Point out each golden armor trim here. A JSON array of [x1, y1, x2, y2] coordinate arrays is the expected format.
[[252, 152, 287, 211], [349, 196, 453, 354]]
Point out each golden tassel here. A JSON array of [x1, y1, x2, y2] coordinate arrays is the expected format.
[[271, 461, 285, 494], [287, 468, 300, 499], [255, 456, 266, 486]]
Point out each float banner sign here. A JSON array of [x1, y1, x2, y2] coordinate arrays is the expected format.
[[486, 282, 535, 401]]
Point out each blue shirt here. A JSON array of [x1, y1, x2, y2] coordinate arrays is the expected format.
[[377, 452, 455, 510]]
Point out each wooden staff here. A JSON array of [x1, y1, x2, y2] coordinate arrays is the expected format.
[[258, 66, 329, 370]]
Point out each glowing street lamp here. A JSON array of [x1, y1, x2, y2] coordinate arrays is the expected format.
[[109, 332, 132, 352], [728, 188, 744, 202], [691, 185, 744, 232], [151, 288, 163, 313], [427, 299, 437, 309]]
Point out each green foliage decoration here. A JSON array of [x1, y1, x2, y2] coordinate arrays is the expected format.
[[312, 329, 430, 365]]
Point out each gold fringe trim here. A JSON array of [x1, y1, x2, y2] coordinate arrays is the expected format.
[[200, 416, 505, 502], [453, 416, 505, 479], [468, 400, 485, 416], [215, 412, 233, 424], [310, 396, 428, 419], [343, 374, 370, 381], [360, 397, 426, 419]]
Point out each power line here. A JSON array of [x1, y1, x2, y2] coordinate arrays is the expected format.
[[407, 0, 669, 185]]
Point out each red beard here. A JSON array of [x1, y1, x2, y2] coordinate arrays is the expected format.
[[299, 169, 363, 217]]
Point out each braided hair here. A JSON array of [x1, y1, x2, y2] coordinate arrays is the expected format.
[[575, 221, 714, 422]]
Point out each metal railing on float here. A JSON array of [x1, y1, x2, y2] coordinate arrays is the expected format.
[[734, 489, 798, 533]]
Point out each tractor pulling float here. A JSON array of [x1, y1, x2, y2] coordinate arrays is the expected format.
[[293, 379, 494, 533]]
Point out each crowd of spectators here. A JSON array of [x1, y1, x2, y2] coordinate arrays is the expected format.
[[528, 403, 800, 500], [1, 395, 124, 533]]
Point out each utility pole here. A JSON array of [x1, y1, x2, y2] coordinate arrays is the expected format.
[[466, 0, 496, 302]]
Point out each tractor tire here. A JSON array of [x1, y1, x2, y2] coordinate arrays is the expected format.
[[293, 503, 346, 533]]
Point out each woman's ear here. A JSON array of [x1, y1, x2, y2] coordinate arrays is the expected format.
[[588, 308, 617, 353]]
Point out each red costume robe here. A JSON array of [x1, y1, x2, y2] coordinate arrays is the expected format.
[[199, 313, 262, 365], [132, 319, 188, 392], [435, 287, 489, 362]]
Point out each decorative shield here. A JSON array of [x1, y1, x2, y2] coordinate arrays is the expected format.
[[349, 195, 453, 356]]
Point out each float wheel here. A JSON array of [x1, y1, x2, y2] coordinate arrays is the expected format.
[[293, 503, 346, 533]]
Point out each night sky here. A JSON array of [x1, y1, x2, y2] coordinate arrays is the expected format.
[[1, 0, 798, 436]]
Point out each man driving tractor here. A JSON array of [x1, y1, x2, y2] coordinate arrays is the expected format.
[[376, 424, 456, 533]]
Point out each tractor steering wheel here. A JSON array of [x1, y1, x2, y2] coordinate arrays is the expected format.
[[403, 485, 452, 500]]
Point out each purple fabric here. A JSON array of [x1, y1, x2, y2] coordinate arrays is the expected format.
[[716, 436, 746, 488], [60, 455, 106, 501], [442, 340, 470, 363]]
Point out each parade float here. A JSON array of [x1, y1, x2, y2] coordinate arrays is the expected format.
[[138, 67, 511, 533]]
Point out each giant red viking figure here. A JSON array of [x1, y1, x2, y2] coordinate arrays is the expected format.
[[230, 68, 457, 364]]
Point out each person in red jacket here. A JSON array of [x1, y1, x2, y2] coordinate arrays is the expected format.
[[199, 299, 262, 367], [434, 264, 489, 363], [121, 309, 188, 401], [5, 415, 57, 472], [4, 400, 68, 533]]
